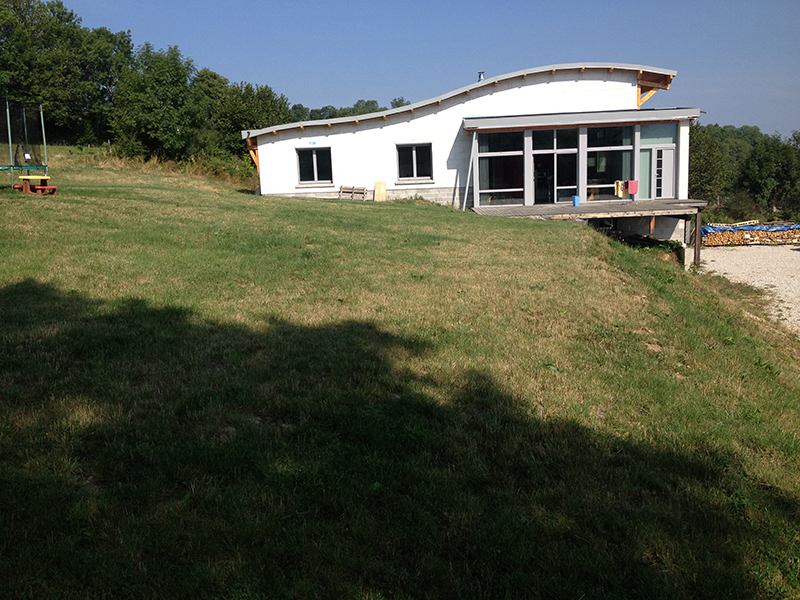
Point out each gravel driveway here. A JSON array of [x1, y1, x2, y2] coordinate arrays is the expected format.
[[700, 245, 800, 334]]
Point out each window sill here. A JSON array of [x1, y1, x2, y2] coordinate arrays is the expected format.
[[395, 178, 435, 186], [296, 182, 335, 189]]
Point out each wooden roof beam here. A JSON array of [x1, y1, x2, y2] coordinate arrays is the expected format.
[[638, 73, 673, 90], [637, 86, 660, 108], [639, 80, 671, 91], [245, 138, 260, 174]]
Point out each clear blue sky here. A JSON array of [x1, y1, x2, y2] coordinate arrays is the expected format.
[[66, 0, 799, 137]]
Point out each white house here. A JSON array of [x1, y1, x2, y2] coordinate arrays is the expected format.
[[242, 63, 699, 210]]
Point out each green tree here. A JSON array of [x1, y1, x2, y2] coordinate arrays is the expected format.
[[112, 43, 197, 160], [790, 130, 800, 152], [738, 134, 800, 217], [391, 97, 411, 108], [0, 0, 131, 143], [190, 67, 230, 155], [310, 105, 339, 120], [689, 122, 729, 203], [703, 124, 767, 191], [705, 124, 766, 164], [291, 104, 310, 122], [307, 99, 387, 120], [348, 99, 384, 115], [214, 82, 293, 156]]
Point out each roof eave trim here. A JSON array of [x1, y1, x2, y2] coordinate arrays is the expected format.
[[462, 108, 701, 131]]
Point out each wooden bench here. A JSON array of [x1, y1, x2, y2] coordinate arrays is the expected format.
[[339, 186, 369, 200]]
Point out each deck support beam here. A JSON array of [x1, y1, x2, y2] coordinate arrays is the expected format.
[[694, 209, 703, 266]]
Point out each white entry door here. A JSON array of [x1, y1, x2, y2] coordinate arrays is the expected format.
[[654, 148, 675, 199]]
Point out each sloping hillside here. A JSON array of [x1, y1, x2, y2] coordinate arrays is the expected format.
[[2, 148, 799, 599]]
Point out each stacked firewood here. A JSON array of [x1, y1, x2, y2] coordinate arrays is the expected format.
[[703, 222, 800, 246]]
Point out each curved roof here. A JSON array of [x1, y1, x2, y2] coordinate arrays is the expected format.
[[242, 63, 677, 140]]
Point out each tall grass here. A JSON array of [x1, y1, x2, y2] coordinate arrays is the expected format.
[[1, 148, 799, 598]]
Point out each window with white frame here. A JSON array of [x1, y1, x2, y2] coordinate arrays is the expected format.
[[397, 144, 432, 180], [297, 148, 332, 183]]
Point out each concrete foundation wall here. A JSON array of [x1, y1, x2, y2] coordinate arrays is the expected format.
[[615, 216, 686, 241], [264, 187, 468, 208]]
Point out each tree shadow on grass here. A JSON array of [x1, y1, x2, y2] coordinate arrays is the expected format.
[[1, 280, 797, 599]]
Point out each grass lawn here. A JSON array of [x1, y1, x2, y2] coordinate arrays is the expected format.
[[2, 147, 800, 599]]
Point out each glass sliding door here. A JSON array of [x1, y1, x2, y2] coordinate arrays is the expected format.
[[533, 154, 553, 203], [531, 128, 577, 204], [556, 153, 577, 201]]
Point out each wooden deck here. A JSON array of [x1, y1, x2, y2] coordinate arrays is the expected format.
[[472, 198, 707, 220]]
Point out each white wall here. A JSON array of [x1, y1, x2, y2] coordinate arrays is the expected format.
[[677, 121, 691, 199], [256, 70, 640, 200]]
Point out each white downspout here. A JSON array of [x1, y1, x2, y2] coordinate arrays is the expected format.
[[462, 130, 477, 211]]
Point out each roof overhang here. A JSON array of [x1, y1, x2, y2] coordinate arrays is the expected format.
[[462, 108, 701, 132], [637, 69, 674, 108], [242, 63, 678, 140]]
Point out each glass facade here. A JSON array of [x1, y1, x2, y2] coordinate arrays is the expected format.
[[530, 129, 578, 204], [477, 132, 524, 205], [639, 149, 652, 199], [557, 128, 578, 149], [479, 191, 524, 205], [557, 154, 577, 187], [587, 150, 632, 200], [641, 123, 677, 145], [479, 132, 523, 153], [587, 151, 633, 184], [587, 126, 632, 147], [473, 122, 678, 207], [533, 130, 554, 150], [479, 155, 524, 190]]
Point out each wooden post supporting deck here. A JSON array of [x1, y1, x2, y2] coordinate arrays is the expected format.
[[694, 209, 702, 266]]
